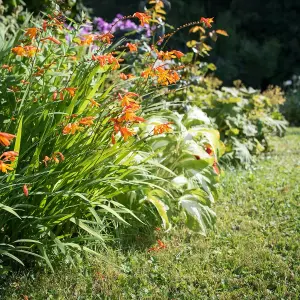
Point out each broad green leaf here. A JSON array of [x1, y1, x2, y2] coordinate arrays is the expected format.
[[179, 197, 216, 235], [0, 204, 21, 219], [70, 218, 105, 241], [1, 252, 24, 266], [148, 190, 171, 230]]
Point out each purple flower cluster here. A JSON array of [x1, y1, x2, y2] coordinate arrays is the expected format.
[[94, 14, 152, 37], [65, 13, 153, 45], [78, 22, 93, 36]]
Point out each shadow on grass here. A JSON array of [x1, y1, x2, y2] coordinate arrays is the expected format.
[[111, 219, 160, 254]]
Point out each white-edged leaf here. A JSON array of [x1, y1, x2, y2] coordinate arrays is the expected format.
[[148, 190, 171, 231]]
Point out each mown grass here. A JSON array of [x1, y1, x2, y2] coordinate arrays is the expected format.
[[1, 128, 299, 299]]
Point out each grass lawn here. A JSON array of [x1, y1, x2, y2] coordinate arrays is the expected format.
[[1, 128, 299, 299]]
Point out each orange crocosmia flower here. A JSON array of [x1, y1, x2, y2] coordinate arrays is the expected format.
[[120, 110, 145, 123], [148, 246, 158, 252], [62, 122, 82, 135], [148, 239, 167, 252], [92, 55, 106, 66], [200, 17, 214, 28], [64, 87, 77, 97], [125, 101, 140, 112], [213, 161, 220, 175], [166, 69, 180, 84], [133, 12, 151, 26], [23, 184, 29, 197], [80, 34, 95, 45], [25, 27, 38, 39], [12, 46, 26, 56], [52, 155, 59, 164], [54, 152, 65, 161], [215, 29, 229, 36], [79, 116, 95, 126], [155, 67, 180, 86], [125, 92, 139, 97], [90, 99, 100, 108], [8, 86, 19, 93], [141, 67, 154, 78], [172, 50, 184, 59], [156, 50, 184, 61], [120, 73, 128, 80], [126, 43, 138, 52], [43, 20, 48, 32], [157, 239, 167, 249], [153, 122, 173, 135], [120, 127, 135, 141], [120, 73, 134, 80], [23, 45, 39, 57], [111, 118, 121, 133], [33, 67, 45, 77], [111, 134, 116, 145], [118, 92, 139, 107], [120, 73, 135, 80], [0, 160, 13, 173], [21, 80, 30, 85], [41, 36, 61, 45], [53, 91, 58, 100], [59, 92, 64, 101], [92, 54, 120, 70], [52, 151, 65, 163], [0, 132, 16, 147], [107, 56, 121, 70], [11, 44, 38, 57], [42, 155, 51, 167], [156, 51, 173, 61], [98, 33, 114, 44], [1, 65, 13, 72], [0, 151, 18, 162]]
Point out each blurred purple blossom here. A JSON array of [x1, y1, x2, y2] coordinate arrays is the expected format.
[[65, 14, 153, 46], [79, 23, 93, 35], [93, 14, 152, 37]]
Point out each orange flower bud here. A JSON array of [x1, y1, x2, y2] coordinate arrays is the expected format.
[[23, 184, 29, 197]]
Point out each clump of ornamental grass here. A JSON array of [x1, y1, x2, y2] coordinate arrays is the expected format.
[[0, 1, 225, 270]]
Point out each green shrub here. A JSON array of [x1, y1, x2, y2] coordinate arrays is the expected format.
[[166, 51, 287, 167]]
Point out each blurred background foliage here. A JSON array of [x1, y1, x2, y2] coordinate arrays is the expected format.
[[1, 0, 300, 125], [2, 0, 300, 89], [88, 0, 300, 90]]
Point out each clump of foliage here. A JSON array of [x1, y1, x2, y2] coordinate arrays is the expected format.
[[202, 83, 287, 166], [281, 76, 300, 126], [165, 28, 287, 167], [0, 1, 225, 270], [170, 83, 287, 166]]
